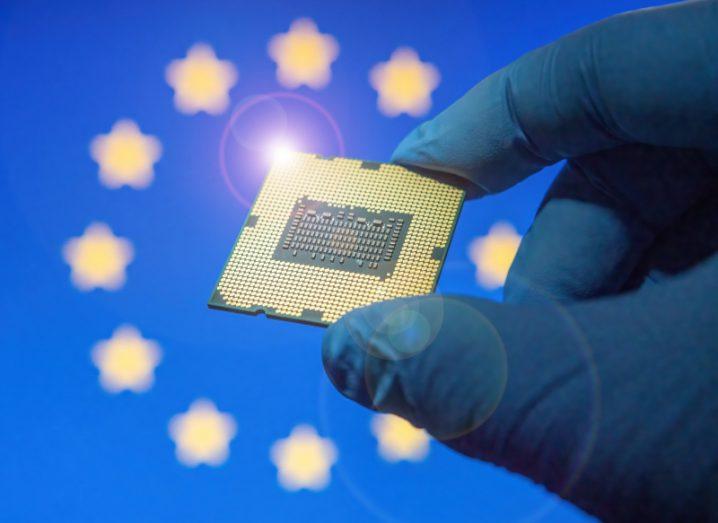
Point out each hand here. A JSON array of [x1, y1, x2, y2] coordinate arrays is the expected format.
[[322, 1, 718, 521]]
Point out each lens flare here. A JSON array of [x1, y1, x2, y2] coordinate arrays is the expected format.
[[267, 138, 298, 167], [219, 92, 345, 208]]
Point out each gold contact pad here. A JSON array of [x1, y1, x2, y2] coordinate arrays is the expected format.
[[211, 153, 464, 325]]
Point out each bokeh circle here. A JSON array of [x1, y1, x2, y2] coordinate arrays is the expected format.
[[361, 296, 508, 441], [317, 286, 601, 522], [218, 92, 346, 208]]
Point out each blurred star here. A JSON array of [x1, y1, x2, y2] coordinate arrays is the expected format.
[[90, 119, 162, 189], [166, 43, 238, 115], [468, 222, 522, 289], [369, 47, 440, 117], [270, 424, 337, 491], [371, 414, 430, 463], [168, 399, 237, 467], [62, 222, 134, 291], [268, 18, 339, 89], [91, 325, 161, 393]]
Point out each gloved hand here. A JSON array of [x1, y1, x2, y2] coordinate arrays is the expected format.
[[322, 1, 718, 521]]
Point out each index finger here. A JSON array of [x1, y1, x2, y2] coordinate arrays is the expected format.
[[391, 0, 718, 196]]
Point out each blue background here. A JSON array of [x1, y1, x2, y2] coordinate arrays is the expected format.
[[0, 0, 668, 521]]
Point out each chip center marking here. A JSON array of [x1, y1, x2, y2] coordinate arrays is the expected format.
[[273, 197, 411, 279], [208, 153, 465, 326]]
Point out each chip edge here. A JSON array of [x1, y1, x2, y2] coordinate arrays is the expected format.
[[207, 153, 467, 328]]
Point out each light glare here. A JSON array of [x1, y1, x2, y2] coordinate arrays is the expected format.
[[268, 139, 297, 166]]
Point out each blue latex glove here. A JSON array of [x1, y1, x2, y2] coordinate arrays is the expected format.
[[322, 1, 718, 521]]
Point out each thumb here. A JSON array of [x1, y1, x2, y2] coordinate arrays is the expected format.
[[322, 280, 718, 521], [390, 1, 717, 196], [322, 294, 595, 450], [322, 295, 512, 440], [322, 294, 599, 512]]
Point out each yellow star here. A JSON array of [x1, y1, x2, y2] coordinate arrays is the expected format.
[[468, 222, 522, 289], [168, 399, 237, 467], [91, 325, 161, 393], [270, 424, 337, 491], [62, 222, 134, 291], [268, 18, 339, 89], [369, 47, 440, 117], [166, 43, 238, 115], [90, 119, 162, 189], [371, 414, 430, 463]]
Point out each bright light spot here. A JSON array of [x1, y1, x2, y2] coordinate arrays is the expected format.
[[371, 414, 430, 462], [268, 18, 339, 89], [270, 424, 337, 491], [370, 47, 440, 117], [468, 221, 522, 289], [90, 119, 162, 189], [91, 325, 161, 393], [267, 139, 297, 166], [168, 399, 237, 467], [166, 43, 238, 115], [62, 222, 134, 291]]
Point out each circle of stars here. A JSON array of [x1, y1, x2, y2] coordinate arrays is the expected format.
[[370, 47, 440, 117], [63, 15, 521, 491], [168, 399, 238, 467], [166, 43, 238, 115], [63, 222, 134, 292], [270, 424, 338, 491], [468, 222, 523, 290], [371, 414, 430, 463], [92, 325, 162, 393], [268, 18, 339, 89], [90, 119, 162, 189]]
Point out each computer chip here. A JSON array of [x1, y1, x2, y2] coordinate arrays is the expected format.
[[208, 153, 465, 326]]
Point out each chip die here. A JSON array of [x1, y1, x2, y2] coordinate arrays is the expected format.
[[208, 153, 465, 326]]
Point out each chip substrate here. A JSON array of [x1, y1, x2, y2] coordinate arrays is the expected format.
[[208, 153, 465, 326]]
